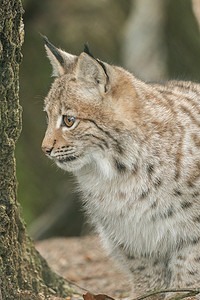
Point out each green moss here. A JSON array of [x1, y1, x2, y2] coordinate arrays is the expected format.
[[0, 205, 9, 232], [4, 19, 13, 34]]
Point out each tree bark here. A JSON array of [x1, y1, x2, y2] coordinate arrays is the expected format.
[[0, 1, 75, 299]]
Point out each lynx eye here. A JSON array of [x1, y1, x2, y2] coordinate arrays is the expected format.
[[63, 115, 76, 128]]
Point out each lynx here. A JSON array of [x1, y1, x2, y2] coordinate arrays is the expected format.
[[41, 36, 200, 297]]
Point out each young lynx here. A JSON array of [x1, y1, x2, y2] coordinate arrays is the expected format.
[[42, 37, 200, 296]]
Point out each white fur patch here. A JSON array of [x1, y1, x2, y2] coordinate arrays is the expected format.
[[91, 152, 114, 179], [56, 116, 62, 129]]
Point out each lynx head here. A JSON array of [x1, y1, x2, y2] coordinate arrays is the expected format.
[[42, 37, 139, 175]]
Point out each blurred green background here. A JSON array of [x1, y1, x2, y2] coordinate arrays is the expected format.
[[16, 0, 200, 240]]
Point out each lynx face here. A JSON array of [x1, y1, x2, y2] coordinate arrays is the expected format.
[[41, 38, 137, 174], [43, 75, 109, 172]]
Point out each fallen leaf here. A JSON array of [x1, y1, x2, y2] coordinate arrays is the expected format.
[[83, 292, 115, 300]]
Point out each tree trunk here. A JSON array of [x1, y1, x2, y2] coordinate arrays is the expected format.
[[122, 0, 200, 83], [122, 0, 167, 82], [0, 1, 76, 299]]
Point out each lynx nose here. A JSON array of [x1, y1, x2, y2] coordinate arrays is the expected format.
[[41, 146, 53, 154]]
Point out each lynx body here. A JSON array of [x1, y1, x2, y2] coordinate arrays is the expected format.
[[42, 38, 200, 296]]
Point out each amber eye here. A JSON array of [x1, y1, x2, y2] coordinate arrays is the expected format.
[[63, 116, 76, 128]]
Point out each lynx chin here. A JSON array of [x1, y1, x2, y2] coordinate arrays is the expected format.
[[41, 36, 200, 297]]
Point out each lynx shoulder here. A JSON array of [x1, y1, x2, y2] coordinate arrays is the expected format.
[[42, 37, 200, 296]]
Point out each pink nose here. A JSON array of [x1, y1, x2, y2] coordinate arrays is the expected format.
[[41, 146, 53, 154]]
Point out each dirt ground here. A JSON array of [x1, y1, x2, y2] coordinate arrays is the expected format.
[[36, 235, 131, 299]]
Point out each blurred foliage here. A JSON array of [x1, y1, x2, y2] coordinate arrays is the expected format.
[[16, 0, 131, 233]]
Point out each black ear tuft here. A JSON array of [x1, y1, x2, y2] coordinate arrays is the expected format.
[[83, 43, 109, 84], [83, 43, 95, 59], [41, 34, 64, 66]]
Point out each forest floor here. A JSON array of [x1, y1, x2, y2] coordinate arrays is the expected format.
[[36, 235, 131, 299]]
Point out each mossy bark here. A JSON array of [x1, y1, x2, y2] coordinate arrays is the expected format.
[[0, 1, 75, 299]]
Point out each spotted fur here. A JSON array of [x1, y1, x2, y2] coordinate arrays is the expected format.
[[42, 39, 200, 297]]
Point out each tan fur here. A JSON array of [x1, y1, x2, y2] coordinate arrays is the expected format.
[[42, 41, 200, 297]]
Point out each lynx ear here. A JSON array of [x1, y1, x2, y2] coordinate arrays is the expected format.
[[42, 35, 76, 77], [76, 52, 109, 93]]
